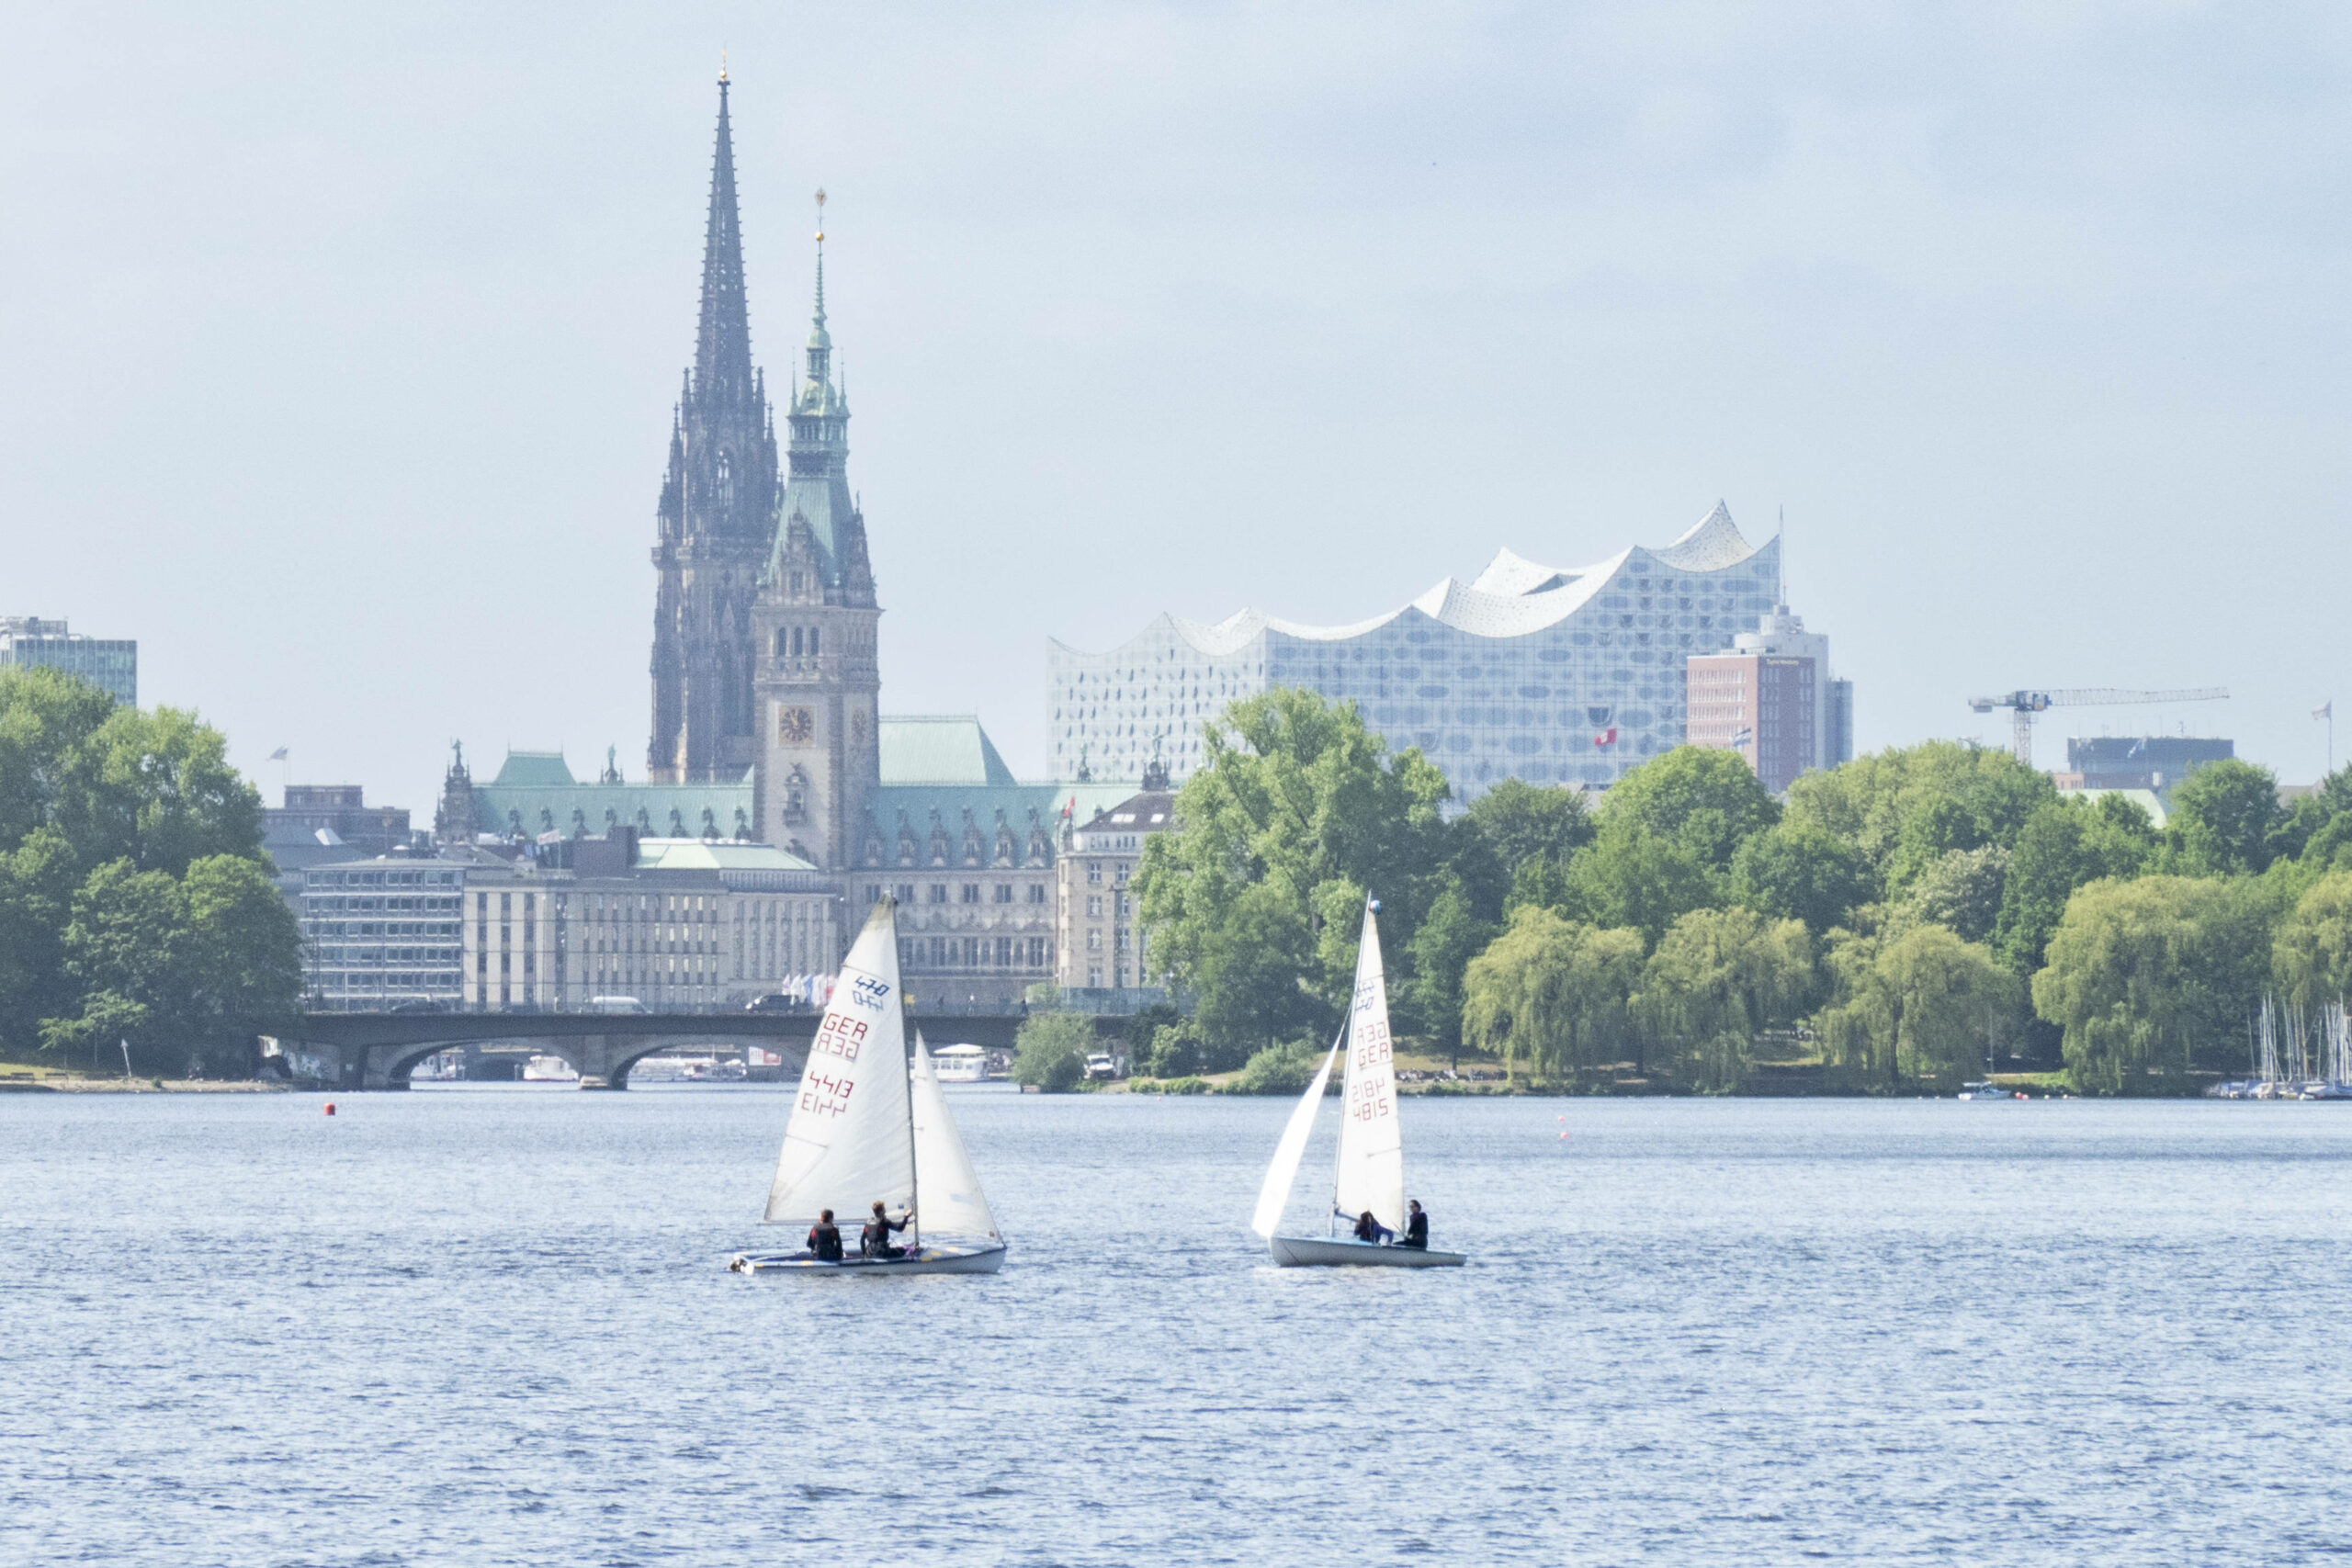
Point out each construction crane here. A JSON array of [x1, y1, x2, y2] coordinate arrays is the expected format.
[[1966, 687, 2229, 767]]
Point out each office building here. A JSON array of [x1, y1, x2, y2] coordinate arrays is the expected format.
[[1, 616, 136, 705], [1683, 605, 1851, 792], [300, 854, 469, 1010]]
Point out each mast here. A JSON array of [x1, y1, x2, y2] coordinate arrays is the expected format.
[[905, 1018, 922, 1253], [1326, 1012, 1351, 1236]]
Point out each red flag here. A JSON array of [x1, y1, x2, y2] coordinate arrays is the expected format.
[[1595, 727, 1618, 747]]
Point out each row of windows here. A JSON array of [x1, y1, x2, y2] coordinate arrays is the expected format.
[[862, 881, 1049, 907], [899, 935, 1051, 969]]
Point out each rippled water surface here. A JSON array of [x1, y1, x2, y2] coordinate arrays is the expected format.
[[7, 1088, 2352, 1565]]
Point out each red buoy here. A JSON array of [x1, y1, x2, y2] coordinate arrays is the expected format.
[[323, 1101, 337, 1116]]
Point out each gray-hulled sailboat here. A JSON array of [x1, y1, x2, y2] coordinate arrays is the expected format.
[[1253, 899, 1465, 1268], [729, 897, 1006, 1275]]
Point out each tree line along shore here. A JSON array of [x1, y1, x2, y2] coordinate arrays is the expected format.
[[1016, 690, 2352, 1099], [11, 666, 2351, 1099]]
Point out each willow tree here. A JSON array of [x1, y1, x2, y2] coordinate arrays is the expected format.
[[1639, 907, 1813, 1093], [2030, 875, 2274, 1094], [2275, 871, 2352, 1009], [1460, 906, 1644, 1082], [1821, 922, 2019, 1093]]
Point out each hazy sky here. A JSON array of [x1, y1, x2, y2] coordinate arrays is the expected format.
[[5, 4, 2347, 817]]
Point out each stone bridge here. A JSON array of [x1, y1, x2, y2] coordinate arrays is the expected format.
[[261, 1008, 1025, 1090]]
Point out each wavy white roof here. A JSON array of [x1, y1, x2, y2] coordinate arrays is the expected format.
[[1089, 502, 1769, 656]]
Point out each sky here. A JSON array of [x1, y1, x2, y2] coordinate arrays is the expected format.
[[3, 3, 2348, 818]]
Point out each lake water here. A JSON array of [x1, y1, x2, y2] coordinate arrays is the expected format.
[[6, 1089, 2352, 1566]]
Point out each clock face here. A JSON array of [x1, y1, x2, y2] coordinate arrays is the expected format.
[[777, 706, 814, 745]]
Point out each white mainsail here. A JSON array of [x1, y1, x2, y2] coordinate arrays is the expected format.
[[910, 1033, 1001, 1241], [763, 899, 915, 1226], [1331, 901, 1405, 1232], [1250, 1036, 1342, 1238]]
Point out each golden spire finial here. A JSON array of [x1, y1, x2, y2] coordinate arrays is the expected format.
[[814, 186, 826, 243], [718, 49, 729, 85]]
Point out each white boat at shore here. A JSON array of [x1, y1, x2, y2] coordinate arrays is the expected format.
[[931, 1043, 989, 1083], [1253, 899, 1464, 1269], [729, 898, 1006, 1277]]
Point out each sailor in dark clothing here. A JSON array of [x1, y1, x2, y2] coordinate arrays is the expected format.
[[1399, 1200, 1429, 1249], [807, 1209, 843, 1261], [1351, 1209, 1395, 1245], [861, 1199, 913, 1258]]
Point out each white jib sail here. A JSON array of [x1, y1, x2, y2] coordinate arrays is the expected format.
[[910, 1033, 1001, 1242], [1250, 1037, 1340, 1238], [763, 899, 915, 1227], [1332, 901, 1406, 1233]]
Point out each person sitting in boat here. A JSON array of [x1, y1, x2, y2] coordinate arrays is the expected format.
[[1399, 1200, 1428, 1250], [1351, 1210, 1394, 1245], [807, 1209, 843, 1261], [861, 1200, 913, 1258]]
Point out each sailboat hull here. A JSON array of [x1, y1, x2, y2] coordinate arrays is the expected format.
[[1268, 1235, 1464, 1269], [728, 1241, 1007, 1277]]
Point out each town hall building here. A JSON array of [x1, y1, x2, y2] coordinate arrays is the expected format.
[[432, 72, 1132, 1011]]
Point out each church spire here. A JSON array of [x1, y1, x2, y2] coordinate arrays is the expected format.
[[802, 188, 833, 403], [693, 67, 754, 413]]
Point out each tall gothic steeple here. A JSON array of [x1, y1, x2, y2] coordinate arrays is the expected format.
[[649, 67, 781, 783]]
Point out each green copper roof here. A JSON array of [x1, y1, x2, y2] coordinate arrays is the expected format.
[[880, 716, 1018, 785], [491, 750, 579, 787], [472, 775, 753, 840]]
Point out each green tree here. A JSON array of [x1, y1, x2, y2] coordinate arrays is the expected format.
[[2272, 870, 2352, 1010], [1136, 690, 1450, 1053], [1228, 1037, 1331, 1095], [1785, 740, 2054, 897], [1730, 820, 1872, 935], [1991, 794, 2155, 977], [0, 670, 288, 1072], [43, 853, 300, 1076], [1597, 746, 1780, 871], [1012, 1011, 1098, 1091], [1460, 907, 1645, 1080], [2165, 760, 2283, 876], [1639, 907, 1813, 1093], [1901, 845, 2010, 944], [0, 828, 81, 1055], [0, 668, 119, 852], [1565, 820, 1717, 949], [1397, 876, 1497, 1061], [1820, 923, 2020, 1093], [1450, 779, 1596, 916], [2030, 875, 2276, 1095]]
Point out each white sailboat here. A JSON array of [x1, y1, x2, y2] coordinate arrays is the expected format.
[[1254, 899, 1464, 1269], [729, 898, 1007, 1275]]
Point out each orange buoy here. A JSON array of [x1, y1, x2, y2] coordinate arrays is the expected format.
[[323, 1101, 336, 1116]]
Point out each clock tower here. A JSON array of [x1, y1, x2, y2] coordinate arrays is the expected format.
[[750, 221, 881, 870]]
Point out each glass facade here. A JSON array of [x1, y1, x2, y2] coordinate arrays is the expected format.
[[1051, 523, 1783, 802], [0, 618, 136, 706]]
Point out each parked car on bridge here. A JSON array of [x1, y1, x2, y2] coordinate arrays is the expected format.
[[743, 993, 808, 1014], [587, 996, 650, 1015]]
